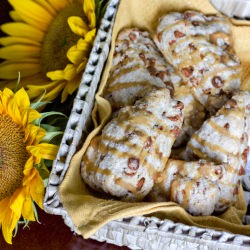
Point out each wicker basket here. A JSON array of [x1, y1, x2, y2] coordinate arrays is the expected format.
[[210, 0, 250, 19], [44, 0, 250, 248], [43, 0, 120, 231]]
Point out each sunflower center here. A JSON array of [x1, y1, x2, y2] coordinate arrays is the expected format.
[[40, 3, 86, 76], [0, 115, 29, 200]]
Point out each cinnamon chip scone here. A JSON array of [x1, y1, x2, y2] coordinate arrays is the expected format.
[[103, 28, 181, 110], [150, 92, 250, 215], [154, 10, 232, 54], [186, 91, 250, 174], [154, 10, 241, 113], [148, 159, 238, 214], [81, 88, 184, 201], [170, 177, 220, 216]]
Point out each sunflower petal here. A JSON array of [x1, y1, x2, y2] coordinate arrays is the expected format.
[[33, 0, 57, 16], [68, 16, 89, 37], [47, 0, 70, 11], [0, 58, 39, 63], [27, 109, 42, 123], [26, 79, 66, 102], [2, 208, 18, 244], [1, 23, 45, 42], [30, 170, 44, 209], [27, 143, 58, 163], [0, 88, 14, 112], [46, 70, 64, 81], [7, 100, 22, 125], [2, 88, 14, 99], [0, 198, 10, 222], [67, 43, 90, 65], [3, 189, 25, 244], [77, 58, 87, 73], [0, 45, 40, 60], [43, 81, 66, 102], [63, 64, 77, 81], [61, 87, 69, 103], [9, 0, 53, 31], [9, 10, 23, 22], [20, 109, 29, 128], [22, 197, 35, 221], [47, 64, 77, 81], [83, 0, 96, 29], [0, 61, 41, 79], [23, 156, 34, 176], [14, 88, 30, 107], [64, 74, 81, 96], [0, 36, 40, 46], [10, 189, 25, 218], [24, 124, 46, 145], [74, 29, 96, 51], [84, 28, 96, 43]]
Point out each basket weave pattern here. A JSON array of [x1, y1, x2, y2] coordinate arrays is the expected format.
[[44, 0, 120, 231]]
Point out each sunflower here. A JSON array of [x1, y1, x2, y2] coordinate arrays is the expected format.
[[0, 0, 98, 102], [0, 87, 59, 244]]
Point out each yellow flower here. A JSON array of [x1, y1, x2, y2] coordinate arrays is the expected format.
[[0, 0, 96, 102], [0, 88, 58, 244]]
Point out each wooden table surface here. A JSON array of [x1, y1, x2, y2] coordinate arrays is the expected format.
[[0, 206, 129, 250], [0, 1, 128, 249]]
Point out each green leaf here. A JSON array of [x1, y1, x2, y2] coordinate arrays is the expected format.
[[35, 160, 51, 180], [43, 178, 49, 188], [32, 201, 41, 224], [95, 0, 109, 28], [40, 123, 61, 132], [100, 0, 109, 22], [33, 111, 67, 126], [41, 131, 63, 143], [30, 90, 50, 110], [31, 100, 49, 110], [14, 72, 21, 93]]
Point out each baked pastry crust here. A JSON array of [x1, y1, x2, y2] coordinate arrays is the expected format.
[[103, 28, 181, 110], [81, 88, 184, 201], [187, 91, 250, 174], [148, 159, 238, 214], [154, 10, 241, 114]]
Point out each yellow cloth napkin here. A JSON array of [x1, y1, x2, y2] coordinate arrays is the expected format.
[[59, 0, 250, 239]]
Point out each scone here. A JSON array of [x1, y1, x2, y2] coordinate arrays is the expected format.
[[154, 10, 241, 113], [186, 91, 250, 175], [154, 10, 233, 57], [155, 91, 250, 215], [81, 88, 184, 201], [148, 159, 238, 214], [170, 177, 220, 216], [103, 28, 181, 110]]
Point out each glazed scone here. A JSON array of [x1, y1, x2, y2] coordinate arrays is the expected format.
[[170, 177, 220, 216], [154, 10, 233, 56], [103, 28, 181, 110], [148, 159, 238, 213], [154, 10, 241, 113], [81, 88, 184, 201], [186, 91, 250, 176]]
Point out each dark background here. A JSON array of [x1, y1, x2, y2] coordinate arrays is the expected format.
[[0, 1, 128, 249]]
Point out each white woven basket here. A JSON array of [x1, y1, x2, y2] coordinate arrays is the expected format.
[[44, 0, 120, 232], [210, 0, 250, 19], [44, 0, 250, 249]]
